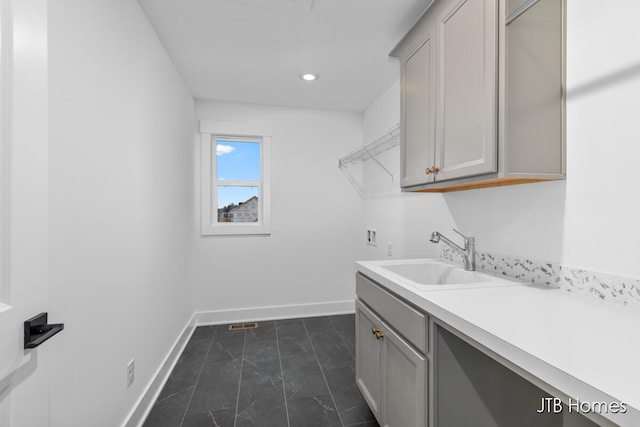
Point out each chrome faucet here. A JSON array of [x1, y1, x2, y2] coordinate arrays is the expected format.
[[429, 229, 476, 271]]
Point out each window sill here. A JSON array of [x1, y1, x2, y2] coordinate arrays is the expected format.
[[201, 223, 271, 236]]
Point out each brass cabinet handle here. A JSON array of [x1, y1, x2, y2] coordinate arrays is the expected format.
[[372, 327, 384, 339], [425, 166, 440, 175]]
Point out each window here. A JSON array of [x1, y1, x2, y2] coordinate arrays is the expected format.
[[200, 121, 271, 235]]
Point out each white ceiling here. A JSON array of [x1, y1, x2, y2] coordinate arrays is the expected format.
[[137, 0, 430, 112]]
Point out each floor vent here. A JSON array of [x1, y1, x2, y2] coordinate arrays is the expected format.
[[229, 322, 258, 331]]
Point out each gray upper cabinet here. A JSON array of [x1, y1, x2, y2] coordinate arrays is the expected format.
[[506, 0, 530, 16], [435, 0, 497, 182], [391, 0, 565, 192], [401, 36, 436, 188], [506, 0, 564, 176]]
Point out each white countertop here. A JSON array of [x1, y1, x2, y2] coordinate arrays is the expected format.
[[356, 258, 640, 427]]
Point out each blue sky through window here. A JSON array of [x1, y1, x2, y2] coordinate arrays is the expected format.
[[216, 139, 260, 209]]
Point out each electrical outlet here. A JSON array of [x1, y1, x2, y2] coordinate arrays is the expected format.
[[127, 359, 135, 388], [387, 242, 392, 256]]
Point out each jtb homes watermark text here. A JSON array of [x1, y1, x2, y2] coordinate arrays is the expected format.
[[537, 397, 627, 414]]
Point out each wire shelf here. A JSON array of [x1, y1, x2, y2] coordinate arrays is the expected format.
[[338, 123, 400, 196]]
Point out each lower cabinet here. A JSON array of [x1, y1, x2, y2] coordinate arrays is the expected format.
[[384, 322, 427, 427], [356, 300, 383, 421], [356, 300, 427, 427], [356, 272, 614, 427]]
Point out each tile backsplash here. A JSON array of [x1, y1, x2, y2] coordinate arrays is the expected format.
[[441, 248, 640, 308]]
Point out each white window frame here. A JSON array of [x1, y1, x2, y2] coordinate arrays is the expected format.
[[200, 120, 271, 236]]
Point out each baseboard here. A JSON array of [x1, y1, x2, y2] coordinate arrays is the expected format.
[[122, 313, 197, 427], [195, 300, 355, 326]]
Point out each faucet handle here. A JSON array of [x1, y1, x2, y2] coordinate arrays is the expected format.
[[452, 228, 467, 239], [453, 228, 474, 244]]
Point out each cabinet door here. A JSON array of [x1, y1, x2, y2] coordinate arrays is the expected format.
[[507, 0, 530, 17], [382, 324, 427, 427], [401, 35, 436, 188], [356, 301, 384, 423], [506, 0, 564, 175], [435, 0, 498, 181]]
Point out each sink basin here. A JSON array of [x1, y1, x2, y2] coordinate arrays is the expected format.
[[380, 261, 509, 286]]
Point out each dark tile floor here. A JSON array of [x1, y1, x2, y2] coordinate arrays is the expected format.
[[143, 314, 379, 427]]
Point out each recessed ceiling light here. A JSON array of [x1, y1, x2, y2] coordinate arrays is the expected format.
[[300, 73, 319, 81]]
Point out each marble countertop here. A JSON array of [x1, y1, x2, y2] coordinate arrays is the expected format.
[[356, 258, 640, 427]]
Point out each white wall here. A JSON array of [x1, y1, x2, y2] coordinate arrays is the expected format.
[[363, 0, 640, 280], [444, 0, 640, 277], [361, 82, 456, 262], [48, 1, 195, 426], [560, 0, 640, 275], [195, 101, 362, 320], [1, 1, 50, 425]]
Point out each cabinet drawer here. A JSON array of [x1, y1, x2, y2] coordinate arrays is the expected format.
[[356, 273, 427, 353]]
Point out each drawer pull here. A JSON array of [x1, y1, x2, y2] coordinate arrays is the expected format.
[[374, 331, 385, 340], [372, 327, 380, 334]]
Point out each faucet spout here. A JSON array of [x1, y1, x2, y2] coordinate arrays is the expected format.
[[429, 229, 476, 271]]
